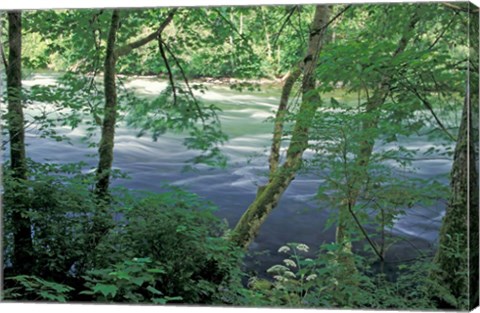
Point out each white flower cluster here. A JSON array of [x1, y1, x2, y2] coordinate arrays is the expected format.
[[278, 245, 291, 253], [273, 275, 288, 282], [283, 258, 297, 268], [267, 264, 289, 273], [306, 274, 317, 281], [296, 243, 310, 252]]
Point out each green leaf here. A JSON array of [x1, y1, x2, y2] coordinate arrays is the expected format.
[[147, 268, 165, 274], [146, 286, 163, 295], [93, 284, 118, 298], [131, 277, 145, 287]]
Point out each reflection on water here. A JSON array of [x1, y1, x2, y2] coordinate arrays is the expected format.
[[16, 74, 454, 275]]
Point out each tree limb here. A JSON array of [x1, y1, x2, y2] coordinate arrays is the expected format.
[[213, 8, 251, 47], [428, 13, 457, 51], [405, 79, 456, 141], [115, 8, 177, 57], [271, 6, 298, 49], [158, 35, 177, 107], [160, 38, 205, 123], [347, 203, 384, 262]]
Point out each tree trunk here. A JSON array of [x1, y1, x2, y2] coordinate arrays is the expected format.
[[94, 9, 121, 199], [468, 7, 479, 308], [433, 7, 479, 309], [268, 63, 302, 179], [336, 14, 419, 249], [6, 11, 34, 274], [433, 82, 478, 309], [231, 5, 330, 249], [94, 8, 176, 198]]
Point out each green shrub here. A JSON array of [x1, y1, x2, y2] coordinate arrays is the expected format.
[[81, 257, 182, 304], [2, 161, 98, 281], [97, 189, 244, 304], [2, 275, 73, 302]]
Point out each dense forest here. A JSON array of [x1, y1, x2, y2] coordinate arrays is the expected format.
[[1, 2, 479, 310]]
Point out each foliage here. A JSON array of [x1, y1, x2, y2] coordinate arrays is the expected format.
[[2, 2, 474, 309], [123, 83, 229, 167], [245, 243, 319, 307], [2, 161, 243, 304], [241, 242, 456, 310], [2, 275, 73, 302], [95, 189, 245, 304], [2, 160, 98, 279], [80, 257, 182, 304]]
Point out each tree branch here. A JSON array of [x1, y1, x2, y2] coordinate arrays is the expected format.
[[400, 75, 456, 141], [158, 35, 177, 107], [115, 8, 177, 57], [428, 13, 457, 51], [160, 39, 205, 123], [213, 8, 252, 47], [271, 6, 298, 49], [314, 4, 351, 37]]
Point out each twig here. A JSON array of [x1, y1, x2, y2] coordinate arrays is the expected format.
[[310, 5, 352, 37], [160, 39, 205, 123], [428, 13, 457, 51], [442, 2, 478, 13], [158, 35, 177, 107], [404, 77, 456, 141], [213, 8, 252, 47], [271, 6, 298, 49]]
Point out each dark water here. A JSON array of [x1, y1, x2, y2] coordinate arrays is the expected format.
[[16, 74, 454, 276]]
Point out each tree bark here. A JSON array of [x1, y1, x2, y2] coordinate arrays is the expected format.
[[95, 9, 177, 198], [6, 11, 34, 274], [468, 7, 479, 308], [94, 9, 121, 198], [433, 81, 478, 309], [433, 7, 479, 309], [268, 63, 302, 179], [231, 5, 330, 249]]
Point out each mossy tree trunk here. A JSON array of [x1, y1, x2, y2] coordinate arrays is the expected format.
[[468, 7, 479, 307], [433, 81, 478, 309], [433, 7, 478, 309], [268, 63, 302, 179], [90, 10, 177, 252], [231, 5, 330, 249], [94, 10, 121, 199], [94, 9, 176, 199], [6, 11, 34, 274]]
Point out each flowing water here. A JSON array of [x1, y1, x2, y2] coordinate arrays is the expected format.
[[10, 73, 455, 276]]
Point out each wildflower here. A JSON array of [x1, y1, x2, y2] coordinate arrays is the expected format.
[[278, 245, 291, 253], [306, 274, 317, 281], [274, 275, 288, 282], [296, 243, 310, 252], [284, 271, 296, 279], [267, 265, 289, 273], [283, 259, 297, 268]]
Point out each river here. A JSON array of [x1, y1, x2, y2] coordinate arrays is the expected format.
[[12, 73, 455, 276]]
